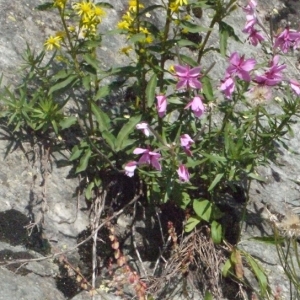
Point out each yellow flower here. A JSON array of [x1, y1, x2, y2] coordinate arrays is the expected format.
[[128, 0, 144, 12], [73, 1, 93, 17], [93, 6, 106, 22], [139, 27, 150, 34], [44, 35, 62, 51], [117, 20, 130, 30], [169, 3, 180, 13], [54, 0, 67, 9], [144, 35, 153, 44], [175, 0, 188, 5], [119, 46, 133, 55]]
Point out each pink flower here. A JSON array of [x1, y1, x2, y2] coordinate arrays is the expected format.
[[242, 0, 257, 15], [254, 55, 286, 86], [136, 122, 150, 136], [133, 148, 161, 171], [290, 79, 300, 95], [177, 164, 190, 182], [226, 52, 256, 82], [274, 27, 300, 53], [174, 65, 202, 90], [180, 134, 194, 156], [156, 95, 167, 118], [185, 95, 205, 117], [220, 74, 235, 99], [243, 14, 257, 33], [244, 26, 265, 46], [124, 161, 137, 177]]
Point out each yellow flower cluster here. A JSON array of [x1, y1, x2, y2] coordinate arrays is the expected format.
[[117, 0, 153, 45], [73, 1, 106, 36], [169, 0, 188, 13]]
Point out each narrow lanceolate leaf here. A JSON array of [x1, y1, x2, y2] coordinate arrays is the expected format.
[[91, 102, 110, 132], [202, 76, 214, 101], [75, 148, 92, 173], [115, 115, 141, 151], [146, 73, 157, 108], [208, 173, 224, 192], [243, 252, 269, 296], [59, 116, 77, 130], [222, 258, 233, 277], [48, 75, 78, 95], [83, 54, 100, 71]]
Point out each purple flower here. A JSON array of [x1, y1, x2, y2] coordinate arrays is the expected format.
[[180, 134, 194, 156], [174, 65, 202, 90], [244, 26, 265, 46], [156, 95, 167, 118], [254, 55, 286, 86], [220, 74, 235, 99], [133, 148, 161, 171], [124, 161, 137, 177], [136, 122, 150, 136], [185, 95, 205, 118], [290, 79, 300, 95], [177, 164, 190, 182], [226, 52, 256, 82], [274, 27, 300, 53]]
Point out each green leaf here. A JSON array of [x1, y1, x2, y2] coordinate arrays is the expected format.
[[94, 85, 111, 101], [179, 54, 199, 67], [48, 75, 78, 95], [102, 130, 116, 151], [59, 116, 77, 130], [138, 4, 163, 17], [69, 145, 83, 161], [95, 2, 114, 9], [129, 33, 147, 43], [83, 54, 100, 71], [115, 115, 141, 151], [181, 21, 210, 33], [76, 148, 92, 173], [185, 215, 201, 232], [248, 172, 266, 182], [204, 291, 213, 300], [208, 173, 224, 192], [211, 221, 222, 244], [176, 39, 199, 48], [219, 21, 241, 57], [193, 199, 212, 222], [243, 252, 269, 296], [222, 258, 233, 277], [146, 74, 157, 108], [202, 76, 214, 101], [180, 192, 191, 209], [249, 236, 285, 245], [36, 2, 54, 10], [91, 102, 110, 132], [85, 181, 95, 200]]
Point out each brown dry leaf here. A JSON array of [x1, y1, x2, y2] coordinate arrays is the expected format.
[[112, 240, 119, 249], [89, 289, 97, 296], [231, 248, 244, 280]]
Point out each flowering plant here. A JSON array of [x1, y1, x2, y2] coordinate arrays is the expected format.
[[2, 0, 300, 298]]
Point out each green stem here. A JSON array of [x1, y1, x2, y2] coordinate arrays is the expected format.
[[59, 8, 80, 73]]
